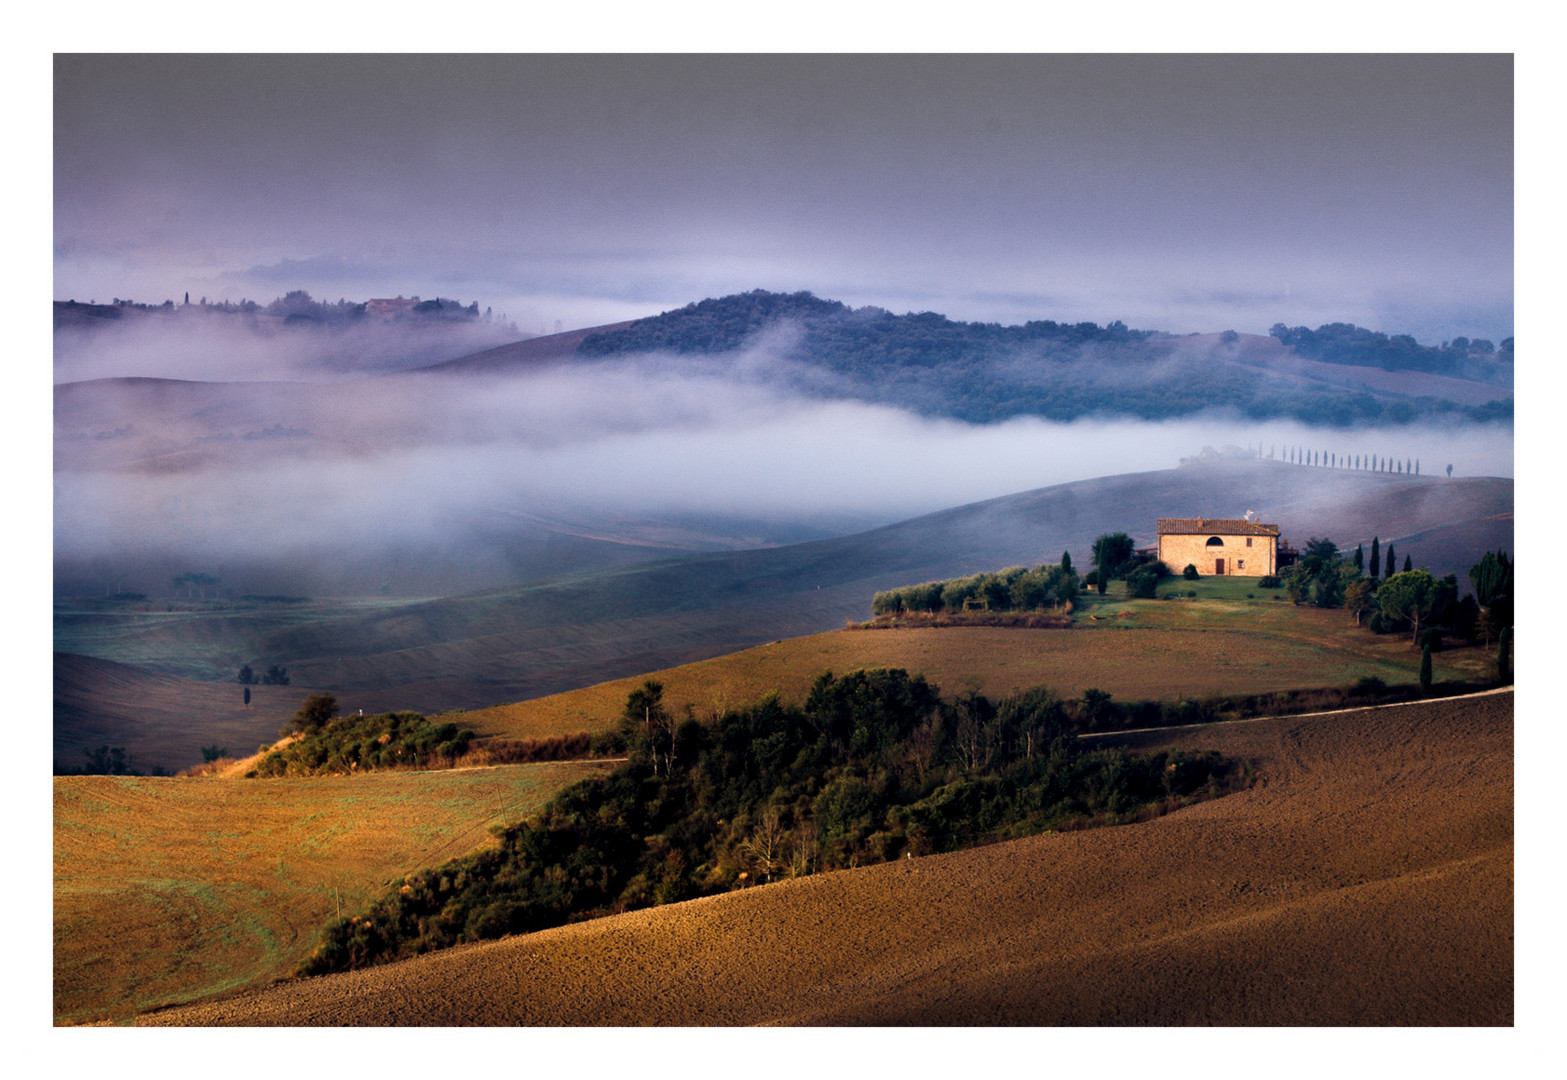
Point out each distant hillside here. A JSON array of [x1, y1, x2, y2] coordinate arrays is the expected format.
[[53, 653, 308, 772], [237, 460, 1512, 713], [553, 289, 1513, 426]]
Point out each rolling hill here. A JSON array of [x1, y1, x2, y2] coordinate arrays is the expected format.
[[138, 689, 1513, 1026], [235, 459, 1514, 710], [56, 459, 1513, 769]]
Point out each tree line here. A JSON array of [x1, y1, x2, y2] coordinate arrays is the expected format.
[[573, 290, 1511, 428], [298, 670, 1244, 975]]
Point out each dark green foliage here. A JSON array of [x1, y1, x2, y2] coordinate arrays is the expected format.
[[1268, 322, 1511, 385], [1419, 644, 1433, 695], [1183, 563, 1199, 580], [1377, 569, 1438, 644], [1404, 554, 1413, 573], [237, 664, 256, 685], [1258, 575, 1281, 588], [872, 562, 1077, 616], [1497, 627, 1512, 684], [251, 710, 474, 777], [572, 291, 1510, 427], [1370, 537, 1381, 581], [288, 692, 340, 735], [300, 670, 1241, 976], [1126, 560, 1170, 599], [1092, 532, 1136, 594], [200, 743, 228, 763], [261, 664, 290, 686], [1468, 550, 1513, 644]]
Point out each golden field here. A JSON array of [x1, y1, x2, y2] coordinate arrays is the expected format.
[[53, 760, 612, 1025], [143, 691, 1513, 1025], [461, 583, 1496, 741]]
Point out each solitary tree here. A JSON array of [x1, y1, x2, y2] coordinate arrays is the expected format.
[[1404, 554, 1413, 573], [623, 679, 678, 776], [1377, 569, 1438, 644], [243, 686, 251, 707], [1385, 543, 1397, 580], [1060, 551, 1072, 575], [288, 692, 339, 735], [237, 663, 256, 685], [1369, 537, 1381, 581]]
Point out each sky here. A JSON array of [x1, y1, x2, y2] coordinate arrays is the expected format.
[[53, 53, 1514, 345]]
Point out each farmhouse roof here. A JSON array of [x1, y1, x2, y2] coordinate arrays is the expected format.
[[1157, 517, 1280, 537]]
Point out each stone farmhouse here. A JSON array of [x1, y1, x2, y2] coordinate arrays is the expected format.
[[1156, 514, 1285, 577]]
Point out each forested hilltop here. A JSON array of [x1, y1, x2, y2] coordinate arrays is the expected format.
[[577, 290, 1513, 426]]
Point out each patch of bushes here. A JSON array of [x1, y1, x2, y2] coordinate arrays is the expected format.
[[248, 706, 475, 777], [872, 561, 1079, 618], [1257, 575, 1281, 588], [299, 670, 1246, 975]]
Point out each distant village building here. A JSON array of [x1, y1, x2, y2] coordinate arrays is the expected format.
[[1157, 514, 1283, 577], [365, 295, 420, 321]]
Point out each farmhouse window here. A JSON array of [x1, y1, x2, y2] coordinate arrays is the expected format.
[[1205, 536, 1224, 546], [1238, 560, 1245, 569], [1246, 537, 1253, 547]]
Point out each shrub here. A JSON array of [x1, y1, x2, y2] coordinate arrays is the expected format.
[[288, 692, 339, 735], [1183, 564, 1198, 580], [1258, 575, 1281, 588]]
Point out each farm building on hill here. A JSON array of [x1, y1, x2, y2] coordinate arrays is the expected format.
[[1157, 515, 1284, 577]]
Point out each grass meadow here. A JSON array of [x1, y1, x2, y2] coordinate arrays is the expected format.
[[53, 760, 613, 1025]]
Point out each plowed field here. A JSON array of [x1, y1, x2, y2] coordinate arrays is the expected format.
[[140, 691, 1513, 1025]]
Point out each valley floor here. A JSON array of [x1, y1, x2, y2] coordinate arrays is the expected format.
[[139, 690, 1512, 1025]]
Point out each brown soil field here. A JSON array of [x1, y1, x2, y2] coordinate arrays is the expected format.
[[460, 596, 1494, 742], [54, 652, 323, 774], [54, 760, 614, 1025], [141, 690, 1512, 1026]]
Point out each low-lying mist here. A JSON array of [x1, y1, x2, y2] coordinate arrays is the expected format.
[[53, 342, 1515, 598], [53, 310, 521, 383]]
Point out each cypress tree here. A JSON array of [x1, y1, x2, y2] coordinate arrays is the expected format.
[[1370, 537, 1381, 580], [1061, 551, 1072, 574], [1404, 554, 1412, 573], [1385, 543, 1396, 579], [1354, 545, 1364, 572]]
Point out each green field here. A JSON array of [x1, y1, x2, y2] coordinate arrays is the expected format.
[[53, 761, 612, 1025]]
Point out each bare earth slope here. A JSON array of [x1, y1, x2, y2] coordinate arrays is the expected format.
[[144, 690, 1512, 1026]]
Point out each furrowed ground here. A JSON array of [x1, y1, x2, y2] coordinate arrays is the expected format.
[[53, 761, 613, 1025]]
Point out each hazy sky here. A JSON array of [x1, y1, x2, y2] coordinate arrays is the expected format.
[[53, 53, 1513, 344]]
